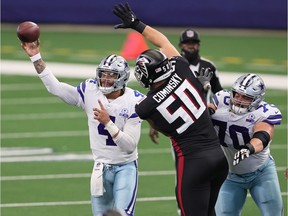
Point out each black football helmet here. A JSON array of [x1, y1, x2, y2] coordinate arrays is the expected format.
[[134, 49, 172, 88]]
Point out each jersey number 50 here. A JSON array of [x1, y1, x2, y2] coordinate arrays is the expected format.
[[157, 79, 206, 134]]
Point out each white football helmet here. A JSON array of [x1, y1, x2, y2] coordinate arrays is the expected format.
[[230, 74, 265, 114], [96, 55, 130, 94]]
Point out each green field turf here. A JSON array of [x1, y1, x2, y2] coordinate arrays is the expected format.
[[1, 26, 287, 216], [1, 24, 287, 75]]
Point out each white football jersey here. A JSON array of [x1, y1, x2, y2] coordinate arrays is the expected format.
[[39, 69, 144, 164], [211, 90, 282, 174]]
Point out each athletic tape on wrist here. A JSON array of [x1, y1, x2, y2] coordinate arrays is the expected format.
[[105, 120, 119, 137], [30, 53, 41, 62]]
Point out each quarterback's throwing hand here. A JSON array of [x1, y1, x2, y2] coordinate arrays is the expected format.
[[233, 149, 250, 165]]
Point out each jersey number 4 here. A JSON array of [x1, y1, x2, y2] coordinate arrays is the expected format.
[[157, 79, 206, 134], [98, 116, 117, 146]]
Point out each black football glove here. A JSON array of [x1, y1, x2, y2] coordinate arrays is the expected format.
[[112, 3, 146, 33], [195, 67, 212, 91], [233, 143, 255, 165]]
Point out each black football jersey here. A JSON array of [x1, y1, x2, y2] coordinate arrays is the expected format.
[[136, 56, 220, 157]]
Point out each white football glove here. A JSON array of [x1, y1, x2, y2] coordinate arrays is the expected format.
[[233, 149, 250, 165]]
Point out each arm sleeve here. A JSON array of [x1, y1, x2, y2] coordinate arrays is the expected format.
[[210, 69, 223, 94], [38, 68, 82, 107], [113, 116, 142, 153]]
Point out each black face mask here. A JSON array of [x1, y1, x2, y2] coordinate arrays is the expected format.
[[181, 49, 199, 64]]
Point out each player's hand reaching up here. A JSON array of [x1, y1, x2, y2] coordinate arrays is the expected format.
[[195, 67, 212, 91], [112, 2, 146, 33]]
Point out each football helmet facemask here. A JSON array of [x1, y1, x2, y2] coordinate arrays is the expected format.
[[96, 55, 130, 94], [230, 74, 265, 114], [134, 49, 172, 88]]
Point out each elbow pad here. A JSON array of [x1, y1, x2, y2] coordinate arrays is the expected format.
[[252, 131, 271, 149]]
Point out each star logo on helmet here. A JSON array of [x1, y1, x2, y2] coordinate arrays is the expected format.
[[258, 83, 264, 90]]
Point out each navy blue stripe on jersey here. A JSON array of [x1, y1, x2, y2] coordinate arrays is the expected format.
[[129, 113, 139, 119], [81, 81, 86, 93], [77, 85, 84, 103], [77, 81, 86, 103], [263, 114, 282, 125], [213, 94, 219, 106]]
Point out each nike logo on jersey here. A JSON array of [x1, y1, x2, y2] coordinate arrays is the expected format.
[[131, 15, 135, 22]]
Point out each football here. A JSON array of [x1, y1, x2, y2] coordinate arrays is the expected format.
[[17, 21, 40, 42]]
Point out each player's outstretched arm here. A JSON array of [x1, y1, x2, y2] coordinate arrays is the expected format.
[[112, 2, 180, 58], [21, 39, 80, 106]]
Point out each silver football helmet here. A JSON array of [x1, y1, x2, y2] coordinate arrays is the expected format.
[[230, 74, 265, 114], [96, 55, 130, 94]]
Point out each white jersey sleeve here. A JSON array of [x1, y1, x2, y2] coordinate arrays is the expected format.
[[38, 68, 83, 108], [211, 89, 282, 174]]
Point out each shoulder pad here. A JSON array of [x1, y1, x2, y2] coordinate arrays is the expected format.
[[212, 89, 230, 108], [256, 102, 282, 125]]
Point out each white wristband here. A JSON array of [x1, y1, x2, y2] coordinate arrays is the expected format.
[[30, 53, 42, 63], [105, 120, 120, 138]]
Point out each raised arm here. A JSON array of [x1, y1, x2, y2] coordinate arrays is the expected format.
[[21, 40, 46, 74], [21, 40, 80, 106], [112, 3, 180, 58]]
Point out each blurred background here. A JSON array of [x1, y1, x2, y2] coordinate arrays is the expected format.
[[2, 0, 287, 29], [1, 0, 287, 216]]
